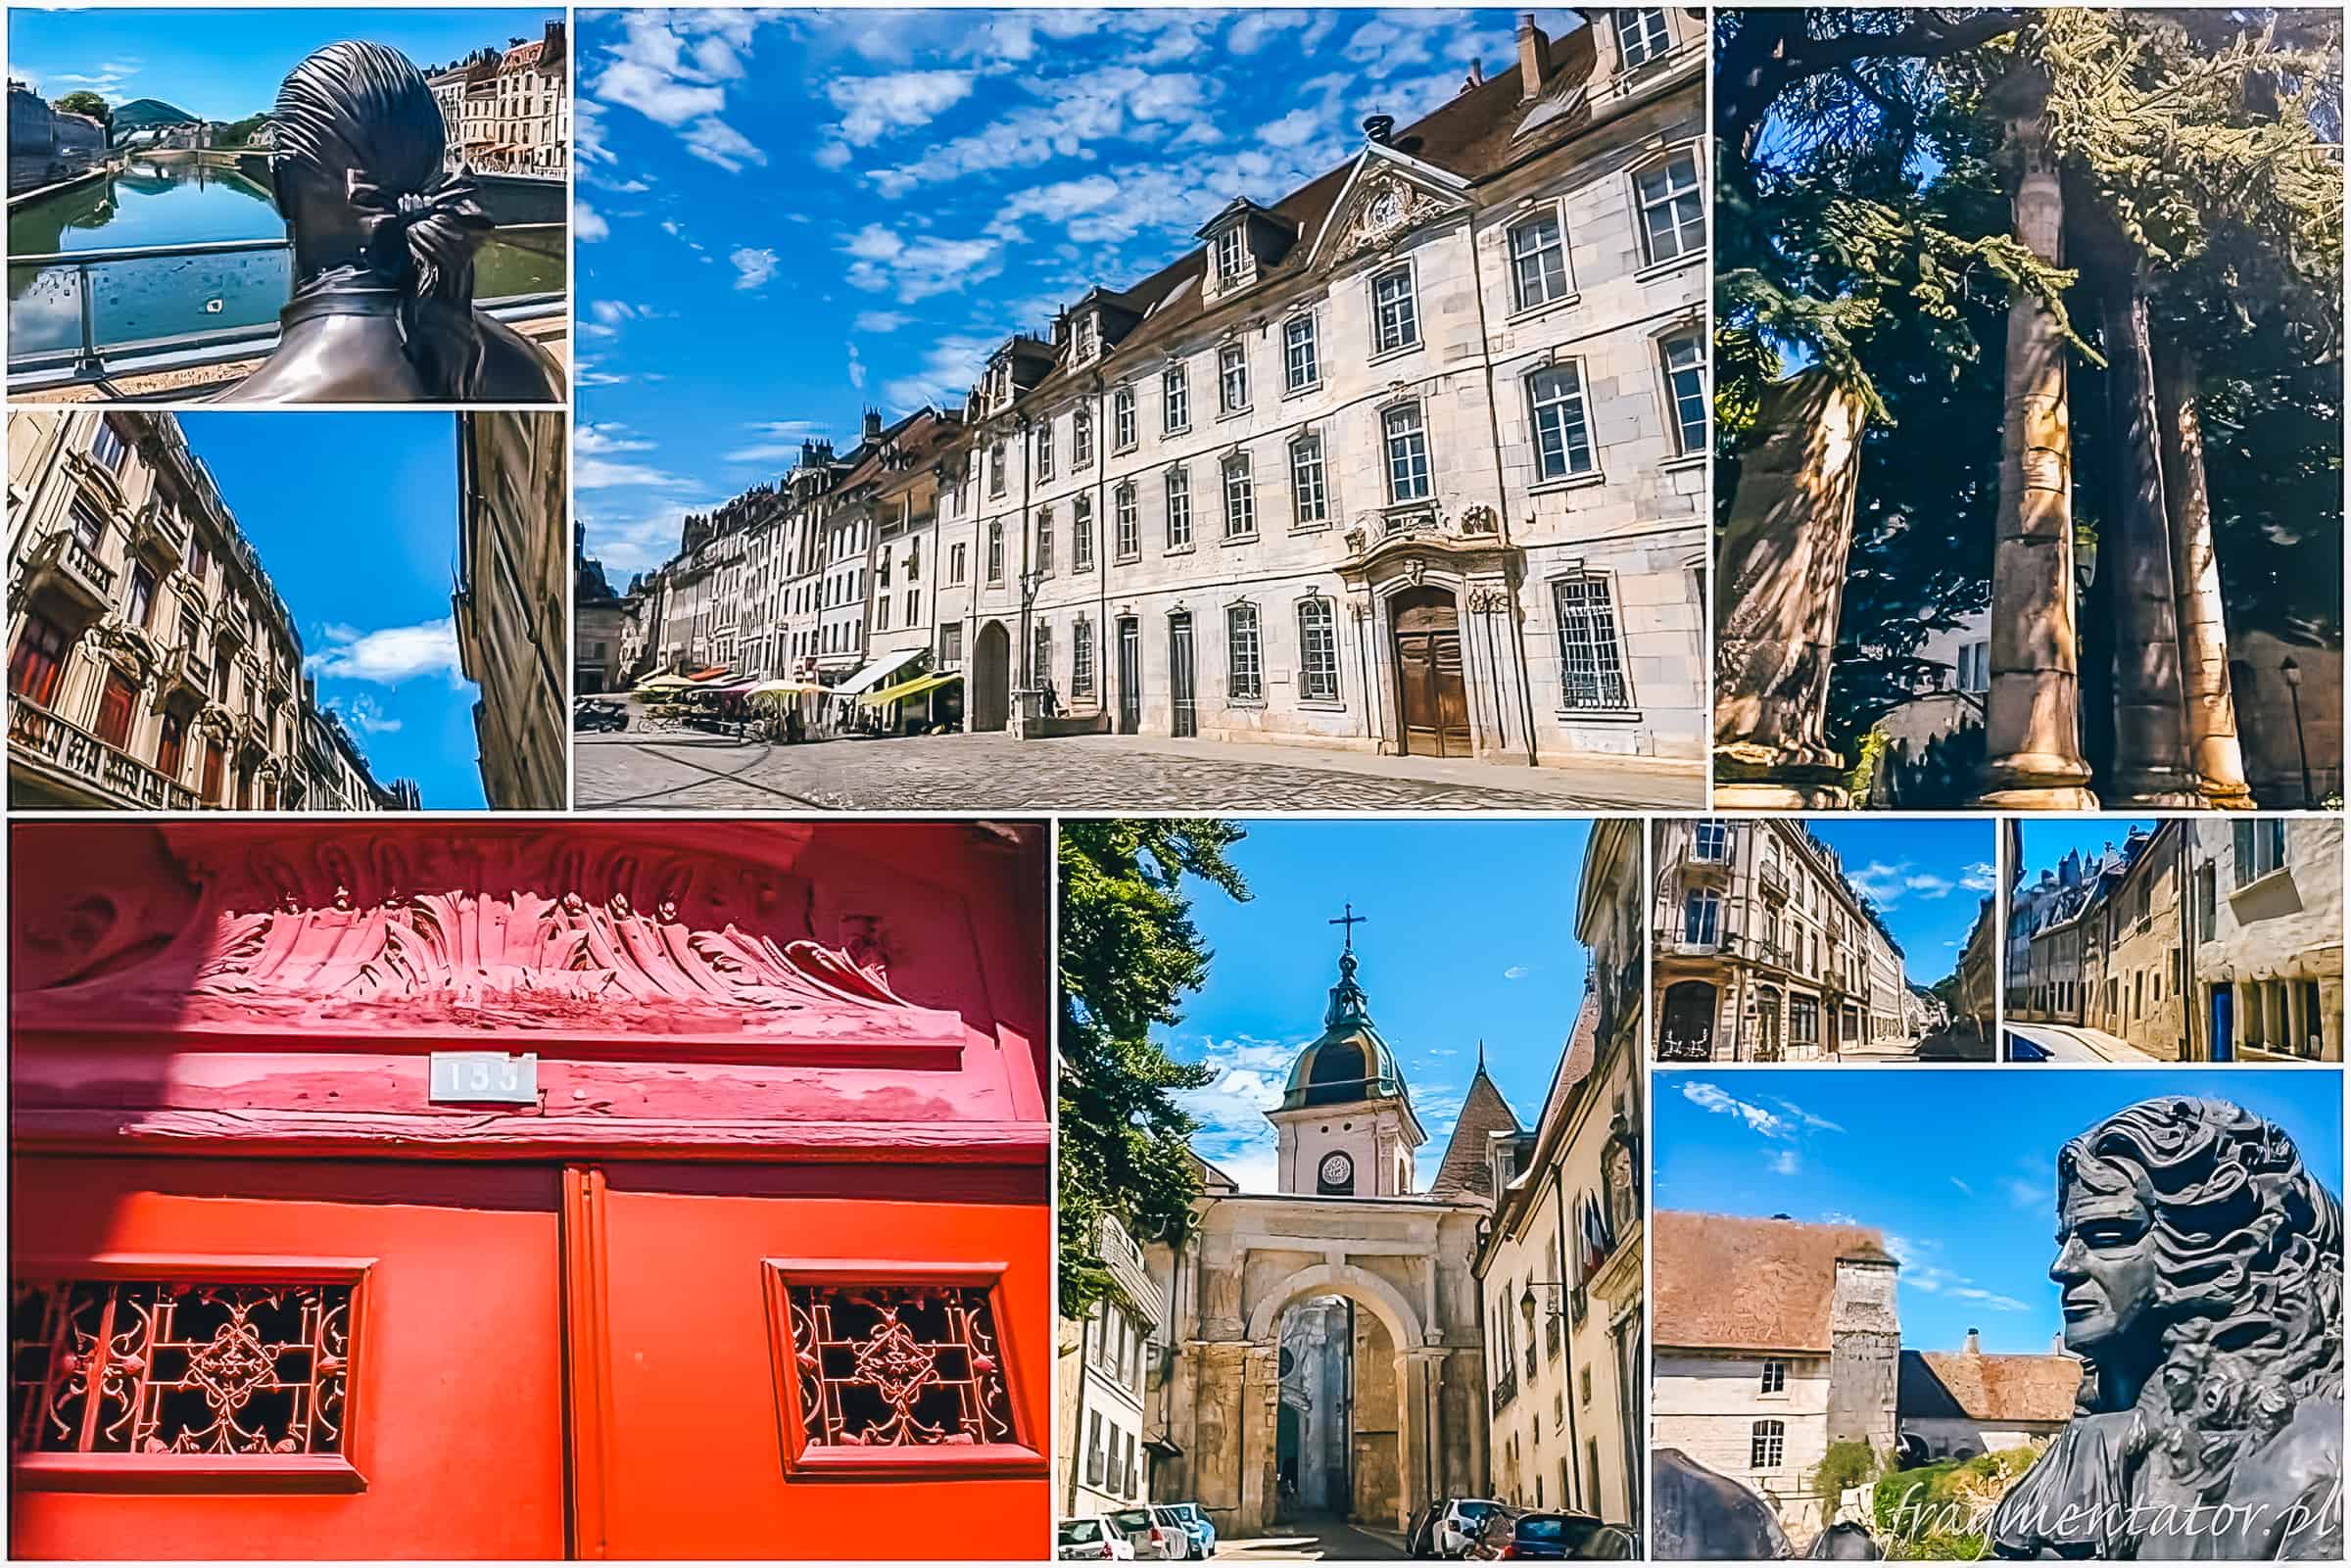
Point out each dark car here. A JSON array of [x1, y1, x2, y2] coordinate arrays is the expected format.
[[1408, 1500, 1445, 1558], [1472, 1511, 1632, 1560]]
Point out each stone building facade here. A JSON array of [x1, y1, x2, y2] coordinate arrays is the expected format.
[[2183, 816, 2343, 1061], [1475, 819, 1645, 1526], [455, 411, 567, 809], [613, 10, 1706, 781], [1652, 1212, 1900, 1537], [1058, 1212, 1164, 1517], [6, 410, 410, 811], [1895, 1332, 2079, 1464], [1651, 817, 1911, 1062]]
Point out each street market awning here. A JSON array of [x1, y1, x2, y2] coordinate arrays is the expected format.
[[630, 674, 695, 691], [686, 666, 733, 682], [836, 647, 925, 696], [746, 679, 824, 699], [859, 671, 962, 706]]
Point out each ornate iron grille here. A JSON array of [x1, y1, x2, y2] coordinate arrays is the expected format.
[[10, 1280, 351, 1456], [786, 1283, 1013, 1449]]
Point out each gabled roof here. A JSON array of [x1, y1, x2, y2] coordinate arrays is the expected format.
[[1899, 1350, 2081, 1425], [1655, 1212, 1895, 1354], [1426, 1052, 1524, 1205]]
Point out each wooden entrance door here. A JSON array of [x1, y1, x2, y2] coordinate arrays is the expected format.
[[1117, 619, 1141, 734], [1168, 614, 1197, 737], [9, 1156, 568, 1561], [585, 1164, 1048, 1559], [1389, 588, 1471, 757]]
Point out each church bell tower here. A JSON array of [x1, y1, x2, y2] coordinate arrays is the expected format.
[[1266, 905, 1425, 1197]]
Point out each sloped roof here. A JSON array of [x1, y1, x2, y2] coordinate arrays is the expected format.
[[1899, 1350, 2081, 1424], [1654, 1212, 1895, 1354], [1426, 1055, 1525, 1204]]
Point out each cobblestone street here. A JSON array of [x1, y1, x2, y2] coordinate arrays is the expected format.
[[573, 730, 1703, 812]]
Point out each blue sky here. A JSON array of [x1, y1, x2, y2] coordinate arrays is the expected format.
[[1803, 818, 1999, 987], [2016, 818, 2165, 888], [176, 412, 483, 810], [572, 7, 1580, 582], [7, 9, 558, 120], [1160, 818, 1595, 1194], [1655, 1069, 2345, 1356]]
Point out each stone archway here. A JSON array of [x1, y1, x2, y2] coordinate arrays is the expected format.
[[970, 620, 1011, 732]]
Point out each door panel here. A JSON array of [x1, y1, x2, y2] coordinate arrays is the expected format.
[[1117, 621, 1140, 735], [1169, 617, 1197, 738], [595, 1167, 1048, 1560], [9, 1157, 565, 1561]]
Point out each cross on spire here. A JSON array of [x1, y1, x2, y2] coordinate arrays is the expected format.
[[1330, 901, 1367, 953]]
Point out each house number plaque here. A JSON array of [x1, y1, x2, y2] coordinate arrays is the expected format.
[[429, 1052, 540, 1105]]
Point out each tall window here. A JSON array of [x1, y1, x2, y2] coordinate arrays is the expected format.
[[95, 669, 137, 749], [1222, 453, 1255, 539], [939, 622, 964, 664], [1034, 420, 1054, 480], [1509, 212, 1570, 309], [1372, 265, 1419, 353], [1214, 223, 1246, 284], [985, 520, 1004, 583], [2232, 820, 2286, 885], [70, 499, 105, 552], [189, 533, 211, 586], [1383, 404, 1431, 501], [1955, 640, 1990, 694], [1032, 623, 1052, 689], [1290, 433, 1328, 526], [1115, 483, 1139, 558], [1683, 888, 1720, 946], [1166, 467, 1193, 548], [2196, 864, 2218, 942], [1074, 313, 1096, 360], [1298, 599, 1339, 700], [988, 442, 1007, 497], [1034, 508, 1054, 574], [1615, 7, 1671, 67], [1661, 332, 1707, 454], [126, 563, 159, 629], [1218, 343, 1249, 412], [90, 417, 128, 472], [1284, 313, 1319, 391], [1113, 386, 1136, 450], [1758, 1359, 1787, 1395], [201, 739, 225, 806], [1530, 364, 1597, 479], [1072, 617, 1095, 697], [8, 612, 71, 706], [1694, 820, 1730, 861], [1225, 603, 1262, 701], [949, 542, 967, 584], [1074, 495, 1095, 572], [1637, 151, 1705, 264], [1074, 404, 1094, 467], [1163, 365, 1189, 433], [1750, 1419, 1786, 1471], [156, 710, 186, 780]]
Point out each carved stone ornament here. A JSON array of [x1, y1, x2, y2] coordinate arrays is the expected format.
[[1331, 173, 1456, 265], [12, 829, 965, 1049], [1407, 558, 1427, 587], [1343, 526, 1368, 554], [1461, 504, 1500, 536], [86, 621, 158, 685]]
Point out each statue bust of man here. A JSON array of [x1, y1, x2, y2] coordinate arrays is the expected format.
[[216, 40, 563, 404], [1989, 1096, 2342, 1560]]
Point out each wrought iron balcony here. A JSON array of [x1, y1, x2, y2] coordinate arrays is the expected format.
[[127, 499, 187, 564], [10, 693, 197, 811], [1490, 1369, 1517, 1414], [1757, 862, 1790, 902], [156, 642, 212, 706], [21, 529, 117, 619]]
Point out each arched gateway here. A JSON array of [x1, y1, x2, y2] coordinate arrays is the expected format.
[[1146, 928, 1510, 1539]]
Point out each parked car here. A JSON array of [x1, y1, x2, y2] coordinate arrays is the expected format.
[[1058, 1516, 1136, 1561], [1408, 1500, 1446, 1557], [1469, 1510, 1631, 1560], [1434, 1498, 1508, 1558], [1161, 1501, 1218, 1560], [1465, 1508, 1523, 1559], [1107, 1506, 1192, 1561], [572, 696, 627, 733]]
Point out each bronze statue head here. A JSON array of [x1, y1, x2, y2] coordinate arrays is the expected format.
[[2053, 1096, 2342, 1415]]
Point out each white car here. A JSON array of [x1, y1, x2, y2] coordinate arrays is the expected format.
[[1435, 1498, 1505, 1558], [1059, 1516, 1136, 1560]]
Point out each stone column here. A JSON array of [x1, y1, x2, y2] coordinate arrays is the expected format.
[[2153, 341, 2256, 807], [1975, 65, 2098, 809], [1712, 366, 1867, 807], [1238, 1342, 1282, 1537]]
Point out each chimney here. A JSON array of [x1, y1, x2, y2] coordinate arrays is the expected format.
[[1517, 13, 1550, 101], [1363, 114, 1394, 146], [1963, 1326, 1981, 1355], [863, 407, 883, 442]]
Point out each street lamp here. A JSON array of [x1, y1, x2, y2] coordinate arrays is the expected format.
[[1017, 566, 1045, 691], [2281, 656, 2313, 808]]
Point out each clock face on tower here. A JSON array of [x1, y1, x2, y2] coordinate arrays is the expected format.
[[1319, 1151, 1355, 1194]]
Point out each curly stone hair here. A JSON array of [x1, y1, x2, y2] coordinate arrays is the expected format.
[[2059, 1095, 2342, 1482]]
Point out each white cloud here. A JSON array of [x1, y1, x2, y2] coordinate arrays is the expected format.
[[572, 199, 608, 243], [574, 422, 655, 455], [684, 118, 768, 172], [576, 452, 695, 491], [306, 619, 462, 686], [579, 499, 706, 578], [731, 247, 779, 291], [592, 11, 770, 172], [853, 309, 913, 333], [1905, 872, 1955, 899], [847, 343, 867, 390], [866, 68, 1217, 197], [828, 69, 977, 145], [882, 333, 995, 410], [1961, 861, 1998, 893], [1502, 965, 1529, 980], [325, 692, 402, 735], [1680, 1080, 1797, 1140], [1766, 1148, 1801, 1177], [1228, 12, 1310, 55], [842, 223, 1001, 303]]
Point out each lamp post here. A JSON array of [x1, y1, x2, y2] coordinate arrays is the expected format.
[[2281, 656, 2313, 807]]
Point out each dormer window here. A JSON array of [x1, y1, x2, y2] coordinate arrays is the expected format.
[[1214, 224, 1247, 286], [1615, 9, 1672, 70], [1074, 312, 1097, 361]]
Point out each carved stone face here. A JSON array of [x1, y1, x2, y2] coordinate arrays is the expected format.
[[2050, 1176, 2161, 1360]]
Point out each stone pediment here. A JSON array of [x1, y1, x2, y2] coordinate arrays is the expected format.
[[1313, 154, 1471, 272], [12, 828, 965, 1052]]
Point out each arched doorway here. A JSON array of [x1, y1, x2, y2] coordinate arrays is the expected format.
[[971, 620, 1011, 732], [1751, 985, 1784, 1061], [1388, 586, 1470, 758], [1659, 981, 1717, 1061]]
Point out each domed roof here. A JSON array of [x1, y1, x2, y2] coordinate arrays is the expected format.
[[1279, 947, 1410, 1111]]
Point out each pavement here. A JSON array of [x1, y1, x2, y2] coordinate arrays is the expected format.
[[2004, 1022, 2167, 1063], [1215, 1518, 1409, 1560], [573, 728, 1704, 812]]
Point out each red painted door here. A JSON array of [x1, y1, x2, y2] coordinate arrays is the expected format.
[[587, 1164, 1049, 1560], [9, 1156, 567, 1560]]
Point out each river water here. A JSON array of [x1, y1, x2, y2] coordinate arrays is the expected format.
[[7, 158, 565, 359]]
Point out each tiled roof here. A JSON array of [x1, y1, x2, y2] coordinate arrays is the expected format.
[[1899, 1350, 2081, 1424], [1654, 1212, 1895, 1354], [1426, 1057, 1526, 1204]]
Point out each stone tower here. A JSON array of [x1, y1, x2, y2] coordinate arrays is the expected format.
[[1825, 1239, 1903, 1454], [1266, 931, 1425, 1197]]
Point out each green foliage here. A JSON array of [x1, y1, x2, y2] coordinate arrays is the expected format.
[[51, 91, 111, 127], [1057, 820, 1249, 1318], [211, 114, 269, 149], [1872, 1446, 2044, 1560], [1814, 1439, 1883, 1499]]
